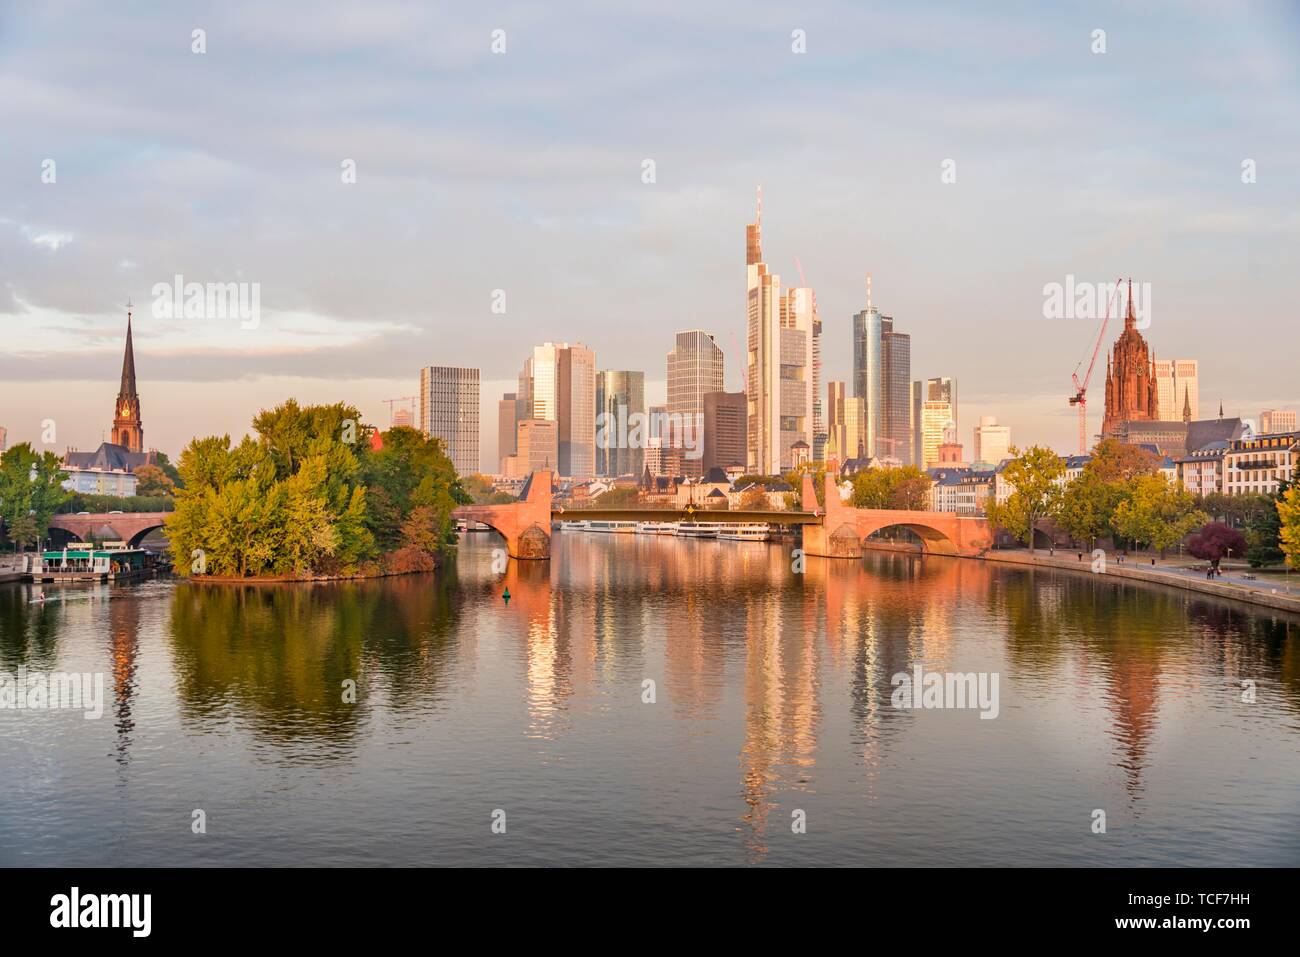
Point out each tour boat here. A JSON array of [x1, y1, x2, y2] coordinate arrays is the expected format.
[[584, 520, 638, 533], [635, 521, 678, 535], [676, 521, 724, 539], [717, 523, 772, 541], [25, 542, 154, 583]]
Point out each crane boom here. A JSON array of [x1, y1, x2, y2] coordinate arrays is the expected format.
[[1068, 278, 1124, 454]]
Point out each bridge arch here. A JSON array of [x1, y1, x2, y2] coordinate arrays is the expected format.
[[862, 520, 959, 556]]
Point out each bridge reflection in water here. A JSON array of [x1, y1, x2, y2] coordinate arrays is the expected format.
[[453, 471, 994, 561]]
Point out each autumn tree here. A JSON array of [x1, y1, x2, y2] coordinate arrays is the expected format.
[[1111, 474, 1206, 557], [1186, 522, 1248, 568], [985, 446, 1064, 553]]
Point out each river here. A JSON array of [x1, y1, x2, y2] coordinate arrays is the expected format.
[[2, 532, 1298, 866]]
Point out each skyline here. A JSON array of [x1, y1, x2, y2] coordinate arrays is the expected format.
[[3, 1, 1299, 467]]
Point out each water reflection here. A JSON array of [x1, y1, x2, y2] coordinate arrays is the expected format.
[[2, 533, 1297, 865]]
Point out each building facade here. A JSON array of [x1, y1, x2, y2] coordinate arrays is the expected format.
[[879, 316, 912, 465], [419, 366, 480, 475], [518, 342, 596, 479], [1223, 431, 1299, 497], [502, 418, 559, 479], [596, 370, 646, 477], [1153, 359, 1199, 422], [1260, 409, 1297, 434], [1102, 280, 1160, 436], [111, 308, 144, 453], [851, 300, 882, 460], [701, 390, 747, 473], [497, 392, 518, 473], [667, 331, 723, 478], [972, 415, 1011, 466]]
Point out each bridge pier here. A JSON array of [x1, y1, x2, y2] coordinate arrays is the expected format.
[[454, 470, 553, 560]]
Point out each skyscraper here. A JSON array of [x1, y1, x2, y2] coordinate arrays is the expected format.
[[826, 380, 847, 464], [812, 314, 825, 461], [745, 190, 813, 474], [917, 377, 956, 469], [880, 315, 912, 465], [111, 307, 144, 453], [667, 330, 724, 477], [1261, 409, 1297, 434], [518, 342, 596, 479], [497, 392, 519, 473], [702, 391, 747, 473], [419, 366, 480, 475], [1153, 359, 1199, 423], [973, 415, 1011, 465], [851, 281, 882, 460], [596, 370, 646, 477]]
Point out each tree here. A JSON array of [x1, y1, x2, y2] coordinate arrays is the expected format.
[[985, 446, 1064, 553], [594, 486, 639, 507], [0, 443, 71, 551], [1087, 438, 1161, 483], [738, 486, 772, 511], [462, 473, 515, 505], [1056, 470, 1122, 549], [1278, 484, 1300, 571], [1245, 465, 1295, 567], [850, 465, 931, 509], [1111, 474, 1206, 557], [134, 463, 176, 497], [1186, 522, 1248, 568]]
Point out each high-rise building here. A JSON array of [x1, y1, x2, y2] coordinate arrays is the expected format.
[[702, 391, 747, 473], [504, 418, 558, 479], [825, 380, 847, 464], [0, 425, 6, 451], [1154, 359, 1199, 422], [920, 399, 953, 469], [392, 407, 415, 429], [497, 392, 518, 473], [1102, 280, 1159, 437], [911, 380, 924, 467], [1260, 409, 1296, 435], [880, 315, 912, 465], [811, 314, 825, 461], [926, 376, 957, 440], [418, 366, 480, 475], [517, 342, 596, 478], [972, 415, 1012, 466], [745, 190, 813, 474], [111, 307, 144, 453], [596, 370, 646, 477], [843, 396, 867, 461], [851, 288, 882, 460], [667, 330, 724, 477]]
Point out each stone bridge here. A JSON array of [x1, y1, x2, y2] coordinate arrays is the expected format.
[[453, 470, 993, 560], [48, 511, 171, 548]]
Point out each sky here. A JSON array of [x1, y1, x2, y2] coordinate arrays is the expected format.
[[2, 0, 1298, 471]]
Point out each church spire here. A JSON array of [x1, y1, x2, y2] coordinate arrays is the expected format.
[[1182, 386, 1191, 423], [1124, 277, 1136, 331], [111, 303, 144, 453]]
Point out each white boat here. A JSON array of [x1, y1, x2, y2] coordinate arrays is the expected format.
[[676, 521, 724, 539], [717, 523, 771, 541], [636, 521, 678, 535], [585, 520, 638, 533]]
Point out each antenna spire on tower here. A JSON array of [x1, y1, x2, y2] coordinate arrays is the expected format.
[[866, 273, 873, 309]]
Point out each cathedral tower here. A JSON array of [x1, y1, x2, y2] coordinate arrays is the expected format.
[[1101, 280, 1159, 438], [111, 306, 144, 453]]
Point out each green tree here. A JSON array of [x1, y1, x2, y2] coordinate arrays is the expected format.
[[1056, 470, 1122, 549], [850, 465, 931, 510], [985, 446, 1064, 553], [0, 444, 71, 551], [134, 463, 175, 497], [1111, 474, 1206, 557]]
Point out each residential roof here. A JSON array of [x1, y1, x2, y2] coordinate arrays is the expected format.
[[63, 442, 151, 473]]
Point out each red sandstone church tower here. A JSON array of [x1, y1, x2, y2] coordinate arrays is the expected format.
[[110, 306, 144, 453], [1101, 280, 1159, 438]]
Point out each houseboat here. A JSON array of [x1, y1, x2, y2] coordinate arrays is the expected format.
[[24, 542, 154, 583]]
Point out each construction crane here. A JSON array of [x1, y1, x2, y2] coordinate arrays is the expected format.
[[383, 395, 418, 427], [1069, 278, 1124, 455]]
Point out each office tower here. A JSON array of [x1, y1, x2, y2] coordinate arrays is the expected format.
[[0, 425, 7, 452], [647, 404, 668, 440], [498, 392, 519, 473], [880, 315, 912, 464], [745, 189, 813, 474], [826, 380, 847, 463], [920, 397, 954, 470], [517, 342, 596, 479], [925, 376, 957, 442], [843, 396, 867, 461], [392, 407, 415, 430], [418, 366, 480, 476], [1261, 409, 1297, 434], [1154, 359, 1199, 422], [851, 294, 882, 459], [507, 418, 558, 478], [972, 415, 1012, 465], [812, 314, 825, 460], [911, 381, 924, 467], [667, 330, 724, 477], [596, 370, 646, 477], [702, 391, 747, 472]]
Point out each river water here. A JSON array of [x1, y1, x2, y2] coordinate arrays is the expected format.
[[2, 532, 1298, 866]]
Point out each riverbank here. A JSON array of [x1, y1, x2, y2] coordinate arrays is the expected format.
[[978, 548, 1300, 615]]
